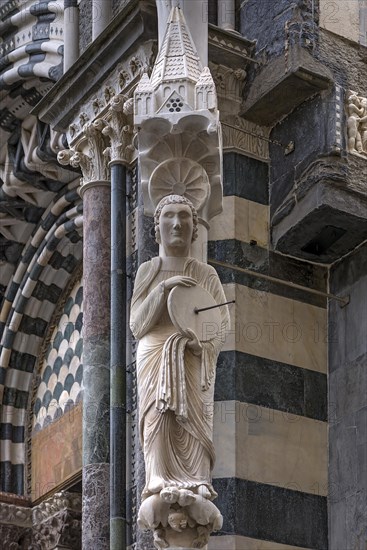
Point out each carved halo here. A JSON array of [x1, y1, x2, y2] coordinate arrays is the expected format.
[[149, 158, 209, 211]]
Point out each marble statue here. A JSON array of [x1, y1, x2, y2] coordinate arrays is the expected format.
[[347, 91, 367, 156], [130, 194, 229, 548]]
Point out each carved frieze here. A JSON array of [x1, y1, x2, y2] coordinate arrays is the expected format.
[[32, 492, 82, 550], [221, 115, 270, 161], [66, 43, 156, 146], [0, 524, 32, 549], [346, 90, 367, 157], [0, 491, 82, 550]]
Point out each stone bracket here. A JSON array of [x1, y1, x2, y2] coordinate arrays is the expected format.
[[241, 45, 333, 126]]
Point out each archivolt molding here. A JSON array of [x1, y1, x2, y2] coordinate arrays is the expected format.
[[0, 181, 83, 494]]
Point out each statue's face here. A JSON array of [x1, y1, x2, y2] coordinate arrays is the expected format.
[[159, 203, 193, 250]]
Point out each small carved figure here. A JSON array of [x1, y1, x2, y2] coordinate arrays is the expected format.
[[347, 93, 364, 153], [358, 96, 367, 153], [167, 509, 189, 532], [138, 494, 170, 530], [186, 494, 223, 532]]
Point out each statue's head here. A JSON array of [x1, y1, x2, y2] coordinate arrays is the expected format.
[[154, 194, 199, 245]]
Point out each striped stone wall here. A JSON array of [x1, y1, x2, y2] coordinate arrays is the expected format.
[[0, 183, 82, 494], [124, 153, 328, 549], [207, 152, 328, 550]]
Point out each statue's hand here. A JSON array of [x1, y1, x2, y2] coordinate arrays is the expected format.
[[185, 328, 202, 356], [163, 276, 196, 291]]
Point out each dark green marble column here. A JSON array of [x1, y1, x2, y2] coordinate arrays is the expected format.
[[110, 162, 127, 549]]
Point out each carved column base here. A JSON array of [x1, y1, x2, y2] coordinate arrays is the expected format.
[[139, 489, 222, 550], [162, 524, 208, 548]]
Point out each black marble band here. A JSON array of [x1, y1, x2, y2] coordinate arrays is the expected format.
[[213, 477, 328, 549], [223, 152, 269, 205], [208, 239, 328, 308], [216, 350, 327, 421]]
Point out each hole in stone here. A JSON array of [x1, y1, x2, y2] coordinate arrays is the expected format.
[[301, 225, 346, 255]]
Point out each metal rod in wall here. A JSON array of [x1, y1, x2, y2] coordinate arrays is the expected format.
[[93, 0, 113, 41], [209, 258, 350, 306], [64, 0, 79, 72], [110, 162, 127, 550]]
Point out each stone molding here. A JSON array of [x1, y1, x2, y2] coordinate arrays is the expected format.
[[221, 116, 270, 161], [208, 24, 256, 69], [0, 501, 32, 527]]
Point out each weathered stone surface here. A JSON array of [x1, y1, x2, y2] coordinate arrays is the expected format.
[[241, 46, 332, 125], [329, 243, 367, 549], [82, 463, 110, 549]]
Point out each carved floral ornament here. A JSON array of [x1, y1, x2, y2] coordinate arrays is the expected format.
[[0, 492, 82, 550], [57, 94, 136, 189], [346, 90, 367, 156], [67, 44, 156, 141]]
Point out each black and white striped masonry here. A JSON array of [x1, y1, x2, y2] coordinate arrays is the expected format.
[[0, 180, 82, 494]]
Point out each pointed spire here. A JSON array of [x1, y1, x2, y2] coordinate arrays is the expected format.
[[150, 6, 202, 90]]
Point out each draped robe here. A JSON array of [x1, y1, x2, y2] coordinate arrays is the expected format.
[[130, 257, 229, 500]]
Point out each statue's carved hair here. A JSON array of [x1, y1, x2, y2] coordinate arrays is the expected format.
[[154, 194, 198, 243]]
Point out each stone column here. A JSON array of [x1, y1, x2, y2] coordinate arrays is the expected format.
[[217, 0, 235, 32], [58, 122, 111, 550], [64, 0, 79, 71], [98, 94, 134, 550], [92, 0, 113, 41]]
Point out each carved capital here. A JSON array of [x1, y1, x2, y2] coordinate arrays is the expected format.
[[83, 121, 110, 182], [58, 120, 110, 191], [102, 93, 135, 165], [32, 491, 82, 550]]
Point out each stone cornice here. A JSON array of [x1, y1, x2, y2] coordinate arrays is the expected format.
[[33, 0, 157, 132], [208, 24, 256, 69]]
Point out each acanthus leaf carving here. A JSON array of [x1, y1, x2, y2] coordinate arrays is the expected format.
[[84, 121, 110, 182], [58, 121, 110, 188], [101, 93, 135, 165]]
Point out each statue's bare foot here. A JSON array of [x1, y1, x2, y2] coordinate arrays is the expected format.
[[198, 485, 211, 500], [153, 528, 169, 549], [177, 488, 195, 507], [160, 486, 180, 504], [192, 525, 210, 548]]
